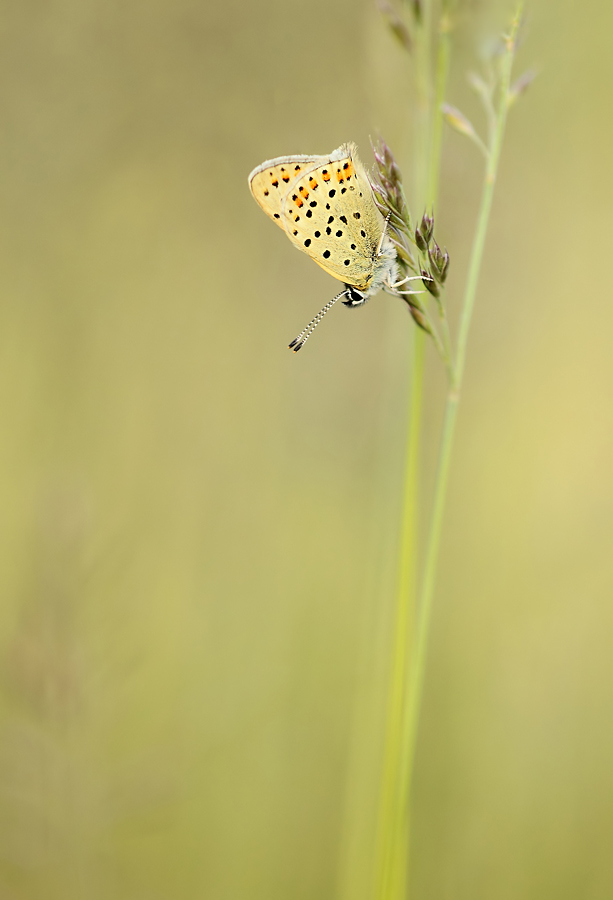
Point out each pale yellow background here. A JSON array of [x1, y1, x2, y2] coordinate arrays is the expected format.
[[0, 1, 611, 898]]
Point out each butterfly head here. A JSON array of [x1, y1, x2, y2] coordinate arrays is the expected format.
[[342, 287, 368, 308]]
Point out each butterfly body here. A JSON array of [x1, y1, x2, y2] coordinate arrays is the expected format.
[[249, 143, 397, 302]]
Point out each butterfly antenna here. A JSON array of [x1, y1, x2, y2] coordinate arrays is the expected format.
[[288, 290, 349, 353]]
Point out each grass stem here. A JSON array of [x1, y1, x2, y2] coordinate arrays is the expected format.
[[375, 5, 454, 898], [399, 8, 524, 898], [375, 325, 423, 900], [427, 6, 452, 206], [376, 5, 523, 899]]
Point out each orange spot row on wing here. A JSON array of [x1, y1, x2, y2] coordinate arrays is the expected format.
[[335, 161, 354, 183]]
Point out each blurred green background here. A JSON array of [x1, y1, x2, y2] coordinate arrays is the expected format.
[[0, 0, 612, 898]]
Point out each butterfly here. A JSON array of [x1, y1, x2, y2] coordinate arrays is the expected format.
[[248, 143, 398, 351]]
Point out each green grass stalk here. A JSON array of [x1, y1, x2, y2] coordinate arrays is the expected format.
[[427, 5, 452, 207], [375, 326, 423, 900], [375, 7, 453, 899], [398, 7, 524, 899]]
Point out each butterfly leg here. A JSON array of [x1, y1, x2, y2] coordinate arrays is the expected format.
[[375, 212, 392, 258], [391, 274, 431, 289], [288, 290, 349, 352]]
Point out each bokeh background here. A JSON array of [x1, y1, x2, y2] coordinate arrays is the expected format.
[[0, 0, 612, 898]]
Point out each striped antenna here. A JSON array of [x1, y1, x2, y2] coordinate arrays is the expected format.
[[288, 290, 349, 353]]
